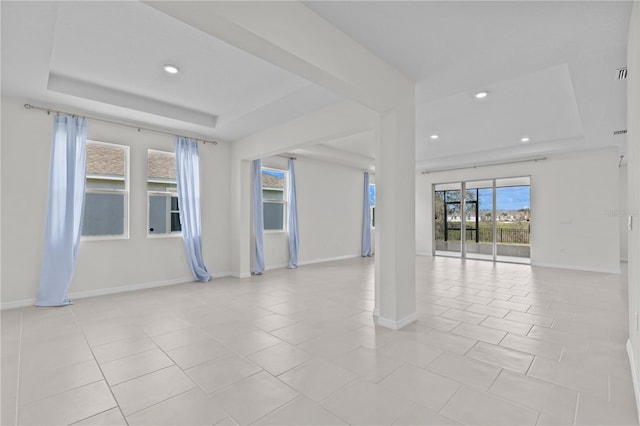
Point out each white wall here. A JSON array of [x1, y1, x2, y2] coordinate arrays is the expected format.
[[230, 101, 377, 277], [260, 155, 365, 270], [621, 164, 629, 262], [1, 97, 231, 307], [626, 1, 640, 417], [416, 148, 620, 273]]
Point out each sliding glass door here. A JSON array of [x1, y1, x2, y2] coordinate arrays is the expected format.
[[464, 180, 494, 261], [434, 182, 462, 258], [433, 177, 531, 264], [495, 177, 531, 263]]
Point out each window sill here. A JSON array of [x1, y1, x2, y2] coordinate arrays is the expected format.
[[81, 234, 129, 242], [264, 230, 287, 234], [147, 232, 183, 239]]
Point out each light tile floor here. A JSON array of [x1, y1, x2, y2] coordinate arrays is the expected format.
[[1, 256, 638, 425]]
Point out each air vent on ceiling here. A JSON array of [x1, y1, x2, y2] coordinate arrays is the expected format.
[[617, 67, 628, 80], [614, 129, 628, 135]]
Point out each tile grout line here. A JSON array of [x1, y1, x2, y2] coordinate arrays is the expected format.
[[524, 354, 536, 376], [14, 310, 23, 426], [69, 306, 130, 425], [573, 392, 581, 425], [436, 382, 464, 416], [124, 386, 205, 419], [558, 344, 566, 363], [331, 375, 375, 424]]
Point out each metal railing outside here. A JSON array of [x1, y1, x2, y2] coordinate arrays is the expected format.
[[435, 223, 530, 245]]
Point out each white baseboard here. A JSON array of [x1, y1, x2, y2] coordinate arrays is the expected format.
[[374, 312, 418, 330], [67, 276, 194, 301], [265, 263, 290, 271], [231, 272, 252, 279], [1, 298, 36, 310], [416, 251, 433, 257], [299, 254, 362, 266], [627, 339, 640, 423], [532, 262, 621, 274], [1, 272, 232, 310], [262, 254, 362, 272]]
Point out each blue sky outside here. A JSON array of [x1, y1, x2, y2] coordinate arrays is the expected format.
[[477, 186, 530, 211], [263, 169, 285, 179], [370, 184, 376, 206]]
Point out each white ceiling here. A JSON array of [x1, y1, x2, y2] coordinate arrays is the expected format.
[[1, 1, 632, 170], [307, 0, 630, 169], [1, 1, 341, 142]]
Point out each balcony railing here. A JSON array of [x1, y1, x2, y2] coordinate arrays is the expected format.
[[435, 223, 530, 245]]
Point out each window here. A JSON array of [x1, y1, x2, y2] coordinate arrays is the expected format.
[[370, 183, 376, 228], [262, 167, 287, 231], [82, 141, 129, 238], [147, 149, 181, 235]]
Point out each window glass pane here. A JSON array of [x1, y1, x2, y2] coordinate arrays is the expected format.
[[147, 150, 179, 235], [149, 195, 181, 234], [261, 168, 286, 230], [148, 150, 177, 181], [264, 202, 284, 230], [86, 178, 125, 191], [84, 141, 127, 237], [171, 212, 182, 232], [369, 184, 376, 227], [148, 182, 177, 192], [87, 144, 125, 180], [149, 195, 169, 234], [369, 184, 376, 207], [263, 189, 284, 200], [262, 170, 284, 190], [83, 193, 124, 236]]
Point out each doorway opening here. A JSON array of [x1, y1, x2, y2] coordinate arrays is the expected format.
[[434, 177, 531, 264]]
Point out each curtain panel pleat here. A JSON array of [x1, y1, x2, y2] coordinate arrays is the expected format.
[[175, 137, 211, 282], [253, 159, 265, 274], [361, 172, 372, 257], [36, 115, 87, 306], [287, 159, 299, 269]]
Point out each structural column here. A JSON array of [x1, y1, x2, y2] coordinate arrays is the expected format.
[[229, 157, 251, 278], [374, 101, 417, 329], [146, 0, 417, 329]]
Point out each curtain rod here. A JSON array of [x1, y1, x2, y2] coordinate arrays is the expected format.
[[421, 157, 546, 174], [276, 154, 297, 160], [23, 103, 218, 145]]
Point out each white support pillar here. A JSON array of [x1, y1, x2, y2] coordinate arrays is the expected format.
[[374, 101, 417, 329], [229, 158, 251, 278], [147, 1, 417, 329]]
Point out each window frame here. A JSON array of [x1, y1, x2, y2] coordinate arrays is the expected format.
[[369, 183, 376, 229], [82, 140, 130, 241], [147, 149, 182, 238], [261, 167, 288, 233]]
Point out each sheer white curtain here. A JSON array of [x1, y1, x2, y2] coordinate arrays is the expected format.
[[287, 159, 299, 269], [361, 172, 372, 257], [176, 137, 211, 282], [36, 115, 87, 306], [253, 159, 265, 274]]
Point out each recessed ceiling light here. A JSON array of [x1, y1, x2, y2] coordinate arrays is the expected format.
[[163, 64, 179, 74], [475, 91, 488, 99], [430, 134, 439, 140], [520, 136, 531, 143]]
